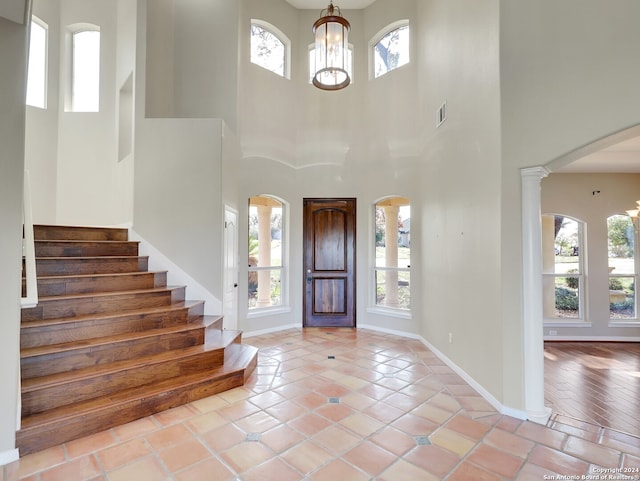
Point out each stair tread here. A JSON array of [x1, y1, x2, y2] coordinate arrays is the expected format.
[[21, 300, 206, 329], [19, 343, 258, 430], [27, 270, 168, 282], [21, 329, 240, 392], [21, 316, 220, 358], [35, 285, 184, 302]]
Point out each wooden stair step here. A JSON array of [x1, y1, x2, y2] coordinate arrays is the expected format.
[[20, 318, 216, 379], [16, 343, 258, 455], [34, 225, 129, 241], [34, 240, 139, 257], [21, 337, 232, 416], [33, 256, 148, 276], [27, 271, 167, 297], [21, 286, 186, 322], [20, 301, 210, 349]]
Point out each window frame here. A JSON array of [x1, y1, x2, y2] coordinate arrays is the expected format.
[[607, 213, 638, 323], [368, 196, 412, 319], [66, 23, 101, 112], [542, 214, 586, 324], [26, 16, 48, 109], [250, 20, 291, 80], [369, 20, 410, 80], [247, 195, 289, 317]]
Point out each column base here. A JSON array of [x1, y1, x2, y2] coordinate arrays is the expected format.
[[527, 406, 553, 425]]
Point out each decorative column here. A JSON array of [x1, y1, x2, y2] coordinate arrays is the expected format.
[[521, 166, 552, 424], [384, 205, 400, 307], [256, 204, 272, 308]]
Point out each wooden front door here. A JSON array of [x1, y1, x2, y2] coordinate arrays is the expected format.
[[303, 198, 356, 327]]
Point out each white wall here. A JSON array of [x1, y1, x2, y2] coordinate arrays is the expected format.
[[26, 0, 135, 227], [416, 0, 504, 403], [25, 0, 60, 224], [231, 0, 423, 335], [0, 12, 28, 464], [542, 173, 640, 339]]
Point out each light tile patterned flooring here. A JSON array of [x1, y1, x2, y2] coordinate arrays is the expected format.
[[15, 328, 640, 481]]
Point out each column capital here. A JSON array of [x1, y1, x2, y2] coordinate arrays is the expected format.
[[521, 166, 550, 182]]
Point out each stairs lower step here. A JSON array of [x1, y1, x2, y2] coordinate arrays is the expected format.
[[17, 343, 258, 456], [33, 256, 149, 276], [21, 338, 232, 416], [34, 240, 140, 257], [20, 317, 219, 379], [34, 225, 129, 242], [20, 301, 210, 349], [21, 286, 186, 322], [26, 271, 168, 297]]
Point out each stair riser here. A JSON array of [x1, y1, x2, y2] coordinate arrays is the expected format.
[[34, 257, 149, 276], [21, 329, 206, 379], [20, 303, 207, 349], [35, 241, 139, 257], [34, 225, 128, 241], [21, 287, 185, 322], [17, 372, 245, 455], [31, 272, 167, 297], [22, 349, 225, 416]]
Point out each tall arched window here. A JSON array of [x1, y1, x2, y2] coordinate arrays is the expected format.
[[250, 20, 290, 79], [374, 197, 411, 311], [68, 25, 100, 112], [371, 21, 410, 79], [608, 214, 637, 320], [542, 214, 584, 319], [248, 196, 286, 311]]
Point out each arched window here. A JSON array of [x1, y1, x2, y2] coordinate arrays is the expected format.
[[250, 21, 290, 79], [371, 21, 410, 79], [68, 24, 100, 112], [374, 197, 411, 311], [26, 16, 48, 109], [608, 214, 637, 319], [248, 196, 286, 310], [542, 214, 584, 319]]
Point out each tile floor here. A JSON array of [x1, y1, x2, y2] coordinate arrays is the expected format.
[[13, 328, 640, 481]]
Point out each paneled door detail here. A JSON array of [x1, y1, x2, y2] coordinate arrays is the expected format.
[[303, 198, 356, 327]]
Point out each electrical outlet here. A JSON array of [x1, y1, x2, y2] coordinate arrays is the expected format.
[[549, 330, 557, 336], [449, 332, 453, 344]]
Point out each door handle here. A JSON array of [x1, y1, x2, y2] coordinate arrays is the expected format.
[[306, 268, 312, 281]]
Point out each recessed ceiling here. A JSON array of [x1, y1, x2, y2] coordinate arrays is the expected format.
[[284, 0, 376, 9], [557, 136, 640, 173]]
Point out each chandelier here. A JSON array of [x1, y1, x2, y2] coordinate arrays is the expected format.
[[312, 2, 351, 90]]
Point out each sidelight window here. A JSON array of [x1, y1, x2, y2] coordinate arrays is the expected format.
[[248, 196, 286, 310], [374, 197, 411, 311]]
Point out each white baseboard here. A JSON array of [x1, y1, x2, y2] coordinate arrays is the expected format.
[[415, 333, 528, 421], [544, 335, 640, 341], [128, 229, 222, 315], [244, 323, 301, 338], [0, 448, 18, 467]]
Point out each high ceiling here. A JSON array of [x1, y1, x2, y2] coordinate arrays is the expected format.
[[558, 136, 640, 173], [284, 0, 376, 9]]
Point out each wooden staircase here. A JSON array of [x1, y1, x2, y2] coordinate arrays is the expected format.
[[17, 225, 257, 455]]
